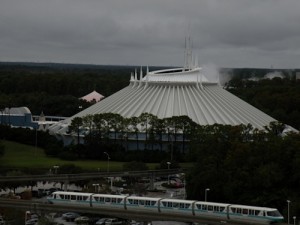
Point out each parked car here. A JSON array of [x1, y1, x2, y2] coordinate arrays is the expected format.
[[62, 212, 80, 221], [105, 218, 123, 225], [25, 218, 38, 225], [95, 218, 110, 225], [0, 217, 5, 225], [74, 216, 90, 224]]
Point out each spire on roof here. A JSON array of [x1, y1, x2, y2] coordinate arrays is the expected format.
[[132, 69, 138, 88], [139, 66, 143, 87], [183, 33, 194, 71]]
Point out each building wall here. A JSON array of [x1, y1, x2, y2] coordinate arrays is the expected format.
[[0, 113, 38, 129]]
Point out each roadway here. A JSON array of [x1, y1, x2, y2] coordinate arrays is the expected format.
[[0, 169, 181, 183]]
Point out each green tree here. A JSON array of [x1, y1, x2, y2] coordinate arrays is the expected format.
[[69, 117, 83, 145]]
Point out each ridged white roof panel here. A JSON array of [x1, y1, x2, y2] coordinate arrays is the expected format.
[[51, 79, 276, 131]]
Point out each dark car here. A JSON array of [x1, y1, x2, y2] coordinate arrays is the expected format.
[[62, 212, 80, 221]]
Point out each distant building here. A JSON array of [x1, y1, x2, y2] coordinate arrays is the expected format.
[[80, 90, 104, 103], [0, 107, 66, 131], [0, 107, 38, 129], [296, 72, 300, 80]]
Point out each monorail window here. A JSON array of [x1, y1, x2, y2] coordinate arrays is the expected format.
[[267, 210, 281, 217], [255, 210, 260, 215], [185, 204, 190, 209], [220, 207, 225, 212], [139, 200, 145, 205], [173, 203, 179, 208], [231, 208, 236, 213], [167, 202, 172, 207], [100, 197, 105, 202], [236, 208, 242, 214], [117, 199, 122, 203], [180, 203, 185, 209], [112, 198, 116, 203], [162, 202, 167, 207], [134, 200, 138, 205], [151, 201, 156, 206], [213, 206, 219, 212], [202, 205, 208, 210], [242, 209, 248, 215], [145, 200, 150, 206], [59, 194, 64, 199], [208, 205, 213, 211], [94, 197, 99, 201], [128, 199, 133, 204], [71, 195, 76, 200], [105, 198, 111, 202]]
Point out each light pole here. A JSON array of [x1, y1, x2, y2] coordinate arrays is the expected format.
[[287, 200, 291, 225], [205, 188, 210, 202], [293, 216, 296, 225], [167, 162, 171, 184], [92, 183, 99, 193], [53, 165, 59, 174], [103, 152, 110, 173], [35, 127, 38, 156]]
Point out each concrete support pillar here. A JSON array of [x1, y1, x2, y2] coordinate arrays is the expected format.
[[149, 172, 155, 190]]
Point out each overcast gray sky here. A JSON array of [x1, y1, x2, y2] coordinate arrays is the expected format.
[[1, 0, 300, 68]]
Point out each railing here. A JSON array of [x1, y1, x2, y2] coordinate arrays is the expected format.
[[0, 169, 182, 182]]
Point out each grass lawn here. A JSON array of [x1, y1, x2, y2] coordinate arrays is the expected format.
[[0, 141, 160, 171]]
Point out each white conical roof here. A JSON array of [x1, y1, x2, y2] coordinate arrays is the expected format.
[[49, 66, 276, 133]]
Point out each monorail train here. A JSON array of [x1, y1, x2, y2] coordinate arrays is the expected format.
[[47, 191, 284, 224]]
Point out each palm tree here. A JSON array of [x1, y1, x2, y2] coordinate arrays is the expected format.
[[82, 114, 94, 144], [69, 117, 83, 145], [129, 116, 140, 150], [93, 113, 105, 144], [139, 113, 157, 150]]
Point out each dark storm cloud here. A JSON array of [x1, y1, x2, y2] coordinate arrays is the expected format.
[[1, 0, 300, 68]]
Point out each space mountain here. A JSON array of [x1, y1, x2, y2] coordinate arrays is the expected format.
[[49, 39, 277, 146]]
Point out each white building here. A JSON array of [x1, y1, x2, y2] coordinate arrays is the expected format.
[[49, 39, 277, 145]]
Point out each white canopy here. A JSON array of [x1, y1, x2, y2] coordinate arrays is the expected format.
[[80, 90, 104, 102]]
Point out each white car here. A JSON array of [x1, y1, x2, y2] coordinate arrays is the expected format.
[[74, 216, 90, 223], [105, 218, 123, 225], [95, 218, 110, 225]]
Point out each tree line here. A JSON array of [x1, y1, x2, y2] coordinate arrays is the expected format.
[[225, 76, 300, 130], [67, 112, 195, 162], [187, 122, 300, 218], [0, 64, 132, 116]]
